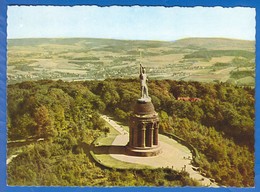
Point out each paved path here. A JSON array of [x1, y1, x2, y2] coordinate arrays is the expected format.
[[101, 115, 218, 187], [7, 138, 44, 165], [101, 115, 128, 135], [6, 154, 18, 165]]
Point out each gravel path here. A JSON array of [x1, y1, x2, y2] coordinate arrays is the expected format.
[[101, 115, 218, 187], [6, 154, 18, 165]]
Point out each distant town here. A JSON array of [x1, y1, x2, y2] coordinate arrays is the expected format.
[[7, 38, 255, 86]]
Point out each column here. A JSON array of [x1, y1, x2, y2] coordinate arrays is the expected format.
[[148, 124, 154, 147], [140, 122, 146, 147], [133, 126, 138, 147], [145, 124, 149, 147], [129, 126, 133, 146], [129, 120, 133, 146], [153, 122, 159, 145]]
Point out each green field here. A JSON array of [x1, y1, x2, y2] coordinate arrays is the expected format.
[[7, 37, 255, 86]]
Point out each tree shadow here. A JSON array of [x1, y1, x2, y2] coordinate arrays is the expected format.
[[93, 145, 126, 155]]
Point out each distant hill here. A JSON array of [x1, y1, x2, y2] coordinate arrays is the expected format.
[[8, 37, 255, 50], [7, 37, 255, 86], [173, 38, 255, 51]]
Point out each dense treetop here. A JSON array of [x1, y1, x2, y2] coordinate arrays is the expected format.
[[7, 79, 254, 186]]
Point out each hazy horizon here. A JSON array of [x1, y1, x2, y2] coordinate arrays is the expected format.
[[7, 36, 255, 42], [7, 6, 255, 41]]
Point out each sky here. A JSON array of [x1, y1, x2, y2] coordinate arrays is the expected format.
[[7, 6, 256, 41]]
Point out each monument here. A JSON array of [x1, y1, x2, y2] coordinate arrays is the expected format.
[[126, 64, 161, 156]]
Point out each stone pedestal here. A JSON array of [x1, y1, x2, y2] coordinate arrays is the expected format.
[[126, 100, 161, 156]]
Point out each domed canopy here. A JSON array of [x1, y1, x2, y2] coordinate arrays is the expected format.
[[133, 100, 155, 115]]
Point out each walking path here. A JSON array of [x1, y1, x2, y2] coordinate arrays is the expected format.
[[6, 154, 18, 165], [100, 115, 218, 187], [7, 138, 44, 165]]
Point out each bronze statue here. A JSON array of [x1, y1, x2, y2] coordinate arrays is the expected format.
[[139, 64, 150, 101]]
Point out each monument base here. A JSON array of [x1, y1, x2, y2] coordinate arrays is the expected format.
[[125, 143, 162, 157], [137, 97, 151, 103]]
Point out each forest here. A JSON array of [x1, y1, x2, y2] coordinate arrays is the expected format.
[[7, 79, 254, 186]]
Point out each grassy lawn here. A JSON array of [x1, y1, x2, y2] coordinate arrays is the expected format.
[[116, 124, 129, 132], [109, 118, 129, 132], [93, 134, 153, 169], [94, 154, 153, 169], [102, 119, 121, 135], [95, 136, 116, 146]]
